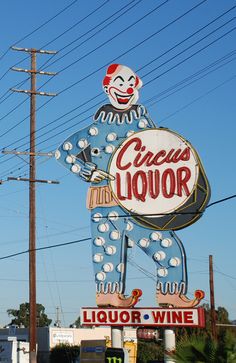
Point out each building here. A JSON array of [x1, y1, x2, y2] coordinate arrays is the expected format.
[[0, 326, 137, 363]]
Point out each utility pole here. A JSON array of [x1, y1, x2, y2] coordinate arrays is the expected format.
[[10, 46, 57, 363], [209, 255, 217, 340], [55, 306, 61, 328]]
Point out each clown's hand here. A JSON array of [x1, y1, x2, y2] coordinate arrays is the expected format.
[[79, 162, 115, 183], [79, 162, 97, 182], [90, 169, 115, 183]]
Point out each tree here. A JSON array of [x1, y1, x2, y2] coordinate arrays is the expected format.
[[7, 302, 52, 327], [137, 341, 163, 363], [69, 316, 92, 329], [174, 305, 236, 363], [69, 316, 81, 328]]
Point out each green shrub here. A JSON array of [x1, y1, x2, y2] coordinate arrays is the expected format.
[[50, 343, 80, 363], [137, 341, 164, 363]]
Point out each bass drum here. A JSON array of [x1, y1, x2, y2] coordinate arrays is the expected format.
[[109, 128, 211, 231]]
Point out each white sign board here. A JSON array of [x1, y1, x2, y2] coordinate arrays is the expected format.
[[109, 129, 199, 215], [81, 307, 205, 327], [52, 330, 74, 345]]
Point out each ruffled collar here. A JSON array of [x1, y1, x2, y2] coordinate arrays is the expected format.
[[94, 104, 147, 124]]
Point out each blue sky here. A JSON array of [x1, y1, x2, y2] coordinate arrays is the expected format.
[[0, 0, 235, 327]]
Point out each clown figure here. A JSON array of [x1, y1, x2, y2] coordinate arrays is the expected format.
[[56, 64, 206, 308]]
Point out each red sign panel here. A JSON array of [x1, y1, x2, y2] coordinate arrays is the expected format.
[[81, 307, 205, 328]]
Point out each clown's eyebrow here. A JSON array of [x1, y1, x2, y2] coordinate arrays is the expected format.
[[114, 75, 125, 82], [128, 75, 135, 81]]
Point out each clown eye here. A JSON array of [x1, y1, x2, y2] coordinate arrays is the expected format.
[[130, 83, 134, 87], [119, 83, 123, 86]]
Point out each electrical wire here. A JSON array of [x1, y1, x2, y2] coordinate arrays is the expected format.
[[0, 54, 234, 179], [58, 0, 207, 95], [30, 32, 236, 150], [0, 0, 79, 81], [0, 0, 211, 150], [33, 20, 234, 147], [0, 0, 145, 110], [56, 0, 170, 74], [0, 76, 30, 104], [0, 56, 234, 183], [0, 0, 207, 146], [0, 0, 158, 141], [137, 4, 236, 74], [41, 0, 111, 51], [0, 2, 233, 177], [0, 237, 91, 261], [0, 0, 109, 94], [13, 0, 79, 47], [143, 16, 236, 80], [153, 73, 236, 121], [0, 193, 235, 261], [39, 0, 140, 70], [1, 8, 230, 153], [147, 61, 236, 115], [144, 26, 236, 88]]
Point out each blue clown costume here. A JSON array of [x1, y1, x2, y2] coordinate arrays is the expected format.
[[55, 103, 203, 307]]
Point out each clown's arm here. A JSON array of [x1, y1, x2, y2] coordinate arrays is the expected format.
[[55, 125, 112, 183]]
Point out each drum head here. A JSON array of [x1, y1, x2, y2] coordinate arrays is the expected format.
[[109, 128, 210, 230]]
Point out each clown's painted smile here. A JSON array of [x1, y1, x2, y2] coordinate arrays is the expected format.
[[114, 91, 134, 105]]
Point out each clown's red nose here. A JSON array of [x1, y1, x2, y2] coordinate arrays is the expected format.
[[127, 87, 134, 94]]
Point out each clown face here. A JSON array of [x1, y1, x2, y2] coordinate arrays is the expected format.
[[103, 64, 142, 110]]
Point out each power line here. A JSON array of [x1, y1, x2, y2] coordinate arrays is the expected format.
[[56, 0, 170, 74], [0, 0, 145, 140], [0, 193, 235, 262], [0, 0, 78, 60], [146, 57, 236, 112], [31, 21, 236, 148], [0, 0, 78, 81], [31, 33, 236, 150], [137, 4, 236, 74], [0, 237, 91, 261], [142, 16, 236, 80], [39, 0, 139, 70], [155, 73, 236, 121], [0, 54, 234, 179], [0, 0, 227, 137], [0, 0, 109, 90], [0, 5, 233, 177], [0, 0, 207, 146], [41, 0, 110, 51], [12, 0, 79, 47], [0, 14, 227, 154], [0, 53, 234, 181], [144, 25, 236, 87], [0, 0, 209, 149], [58, 0, 207, 94], [207, 194, 236, 208], [0, 76, 30, 104]]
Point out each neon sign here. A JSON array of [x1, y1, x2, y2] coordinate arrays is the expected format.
[[56, 64, 210, 309], [81, 307, 205, 328]]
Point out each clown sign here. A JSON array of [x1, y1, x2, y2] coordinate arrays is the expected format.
[[56, 64, 210, 309]]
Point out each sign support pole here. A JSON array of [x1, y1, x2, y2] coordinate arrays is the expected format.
[[111, 326, 124, 349], [164, 329, 176, 363]]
